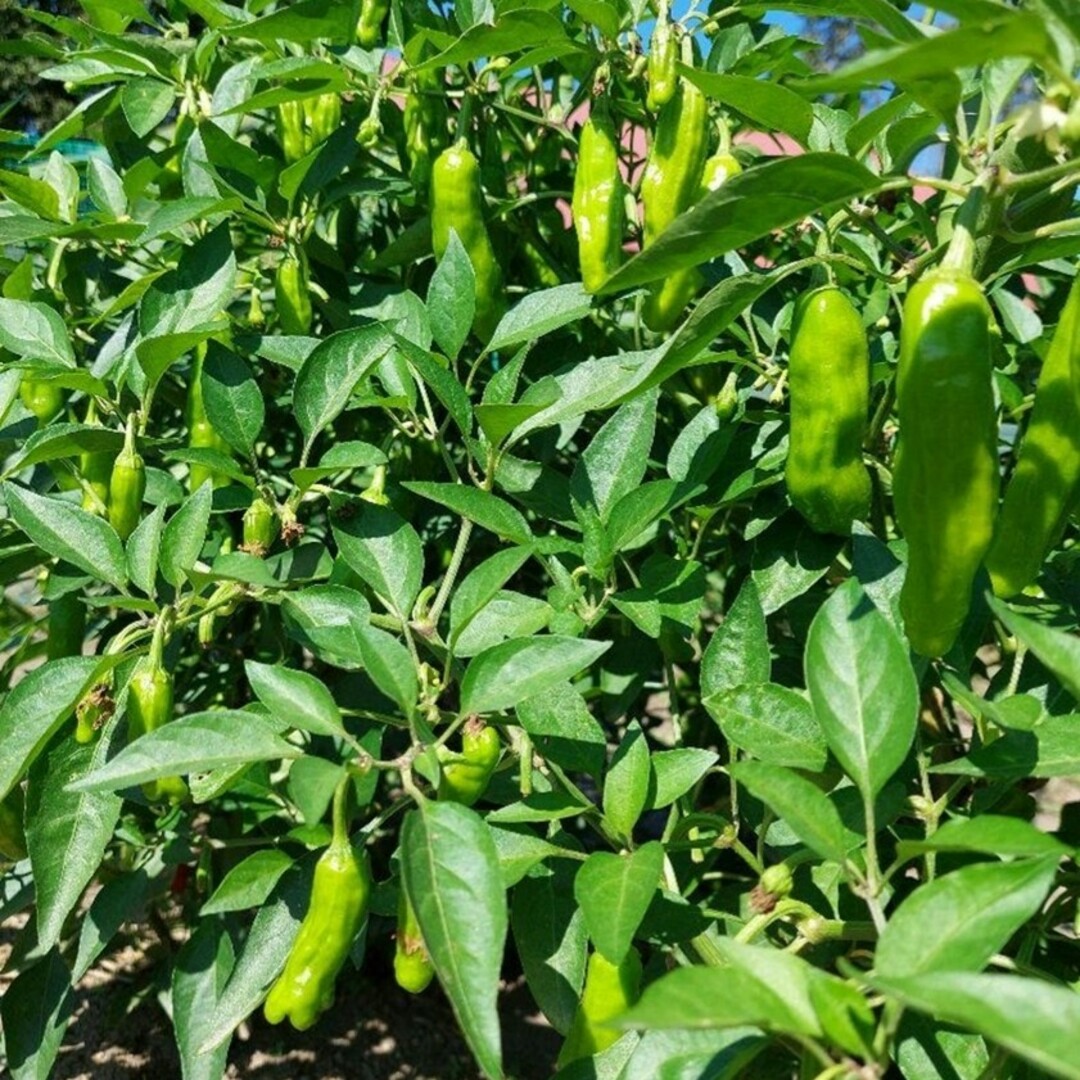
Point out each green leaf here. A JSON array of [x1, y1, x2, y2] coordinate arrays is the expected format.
[[988, 596, 1080, 702], [159, 481, 213, 587], [227, 0, 358, 44], [460, 635, 612, 716], [121, 77, 175, 137], [68, 711, 301, 792], [403, 481, 533, 545], [332, 502, 423, 619], [704, 684, 827, 771], [0, 298, 74, 365], [895, 814, 1072, 860], [200, 850, 295, 916], [602, 720, 651, 841], [648, 749, 719, 810], [805, 579, 918, 800], [0, 948, 74, 1080], [683, 69, 814, 145], [402, 802, 507, 1080], [357, 623, 419, 715], [869, 972, 1080, 1080], [449, 546, 533, 647], [282, 584, 372, 669], [700, 579, 770, 697], [428, 229, 475, 361], [202, 341, 264, 459], [488, 283, 593, 352], [573, 841, 664, 965], [245, 660, 343, 737], [875, 856, 1059, 977], [4, 483, 127, 590], [172, 920, 235, 1080]]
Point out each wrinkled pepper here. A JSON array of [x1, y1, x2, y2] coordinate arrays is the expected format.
[[431, 140, 505, 342], [356, 0, 390, 48], [20, 378, 63, 424], [646, 4, 678, 113], [437, 719, 501, 806], [894, 262, 998, 657], [108, 413, 146, 542], [986, 274, 1080, 597], [276, 100, 307, 164], [275, 249, 314, 335], [785, 285, 871, 535], [557, 947, 643, 1066], [187, 344, 231, 493], [394, 890, 435, 994], [303, 93, 341, 147], [264, 783, 372, 1030], [242, 492, 278, 556], [572, 110, 625, 295]]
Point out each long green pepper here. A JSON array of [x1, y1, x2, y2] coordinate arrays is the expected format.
[[275, 250, 314, 335], [108, 413, 146, 542], [572, 112, 625, 295]]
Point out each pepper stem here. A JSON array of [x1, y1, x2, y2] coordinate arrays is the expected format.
[[940, 168, 996, 274], [331, 775, 352, 848], [123, 411, 138, 458], [148, 605, 173, 670]]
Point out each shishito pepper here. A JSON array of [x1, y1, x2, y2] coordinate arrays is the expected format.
[[187, 343, 231, 493], [437, 719, 501, 806], [572, 110, 625, 295], [430, 140, 505, 342], [986, 274, 1080, 597], [394, 890, 434, 994], [403, 63, 447, 194], [646, 2, 678, 113], [893, 252, 998, 656], [557, 947, 643, 1066], [784, 285, 872, 535], [20, 378, 63, 424], [79, 398, 113, 515], [356, 0, 390, 48], [264, 782, 372, 1030], [108, 413, 146, 542], [242, 492, 278, 556], [275, 249, 314, 335]]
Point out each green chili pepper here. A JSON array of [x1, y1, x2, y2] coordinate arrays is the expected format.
[[356, 0, 390, 48], [303, 93, 341, 147], [276, 100, 307, 164], [76, 682, 113, 745], [394, 891, 434, 994], [986, 275, 1080, 597], [572, 111, 625, 295], [47, 589, 86, 661], [127, 614, 187, 803], [20, 379, 63, 424], [184, 342, 232, 493], [264, 784, 372, 1030], [894, 266, 998, 657], [79, 398, 114, 515], [0, 788, 27, 863], [557, 947, 643, 1066], [437, 720, 501, 806], [275, 250, 314, 335], [646, 5, 678, 113], [242, 493, 278, 556], [640, 77, 709, 333], [785, 285, 871, 536], [108, 413, 146, 542], [431, 140, 506, 342], [403, 65, 447, 194]]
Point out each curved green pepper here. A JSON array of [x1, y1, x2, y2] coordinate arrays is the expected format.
[[785, 285, 871, 535], [0, 788, 27, 863], [431, 140, 505, 342], [986, 275, 1080, 597], [646, 7, 678, 113], [394, 890, 434, 994], [264, 790, 372, 1030], [557, 947, 643, 1066], [640, 77, 709, 332], [572, 112, 625, 295], [356, 0, 390, 48], [893, 266, 998, 656], [80, 399, 114, 515], [437, 720, 501, 807], [275, 250, 314, 335], [242, 493, 279, 556], [108, 414, 146, 542], [126, 615, 187, 803], [20, 379, 63, 425]]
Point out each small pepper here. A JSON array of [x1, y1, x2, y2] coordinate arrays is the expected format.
[[275, 250, 314, 335], [242, 493, 279, 556], [557, 947, 643, 1066], [356, 0, 390, 48], [20, 379, 64, 425], [394, 890, 435, 994], [79, 398, 114, 516], [108, 413, 146, 542], [437, 719, 501, 807], [646, 2, 678, 113]]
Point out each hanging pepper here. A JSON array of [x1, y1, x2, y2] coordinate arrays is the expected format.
[[80, 398, 114, 515], [356, 0, 390, 48], [640, 75, 709, 332], [242, 492, 279, 556], [276, 100, 307, 164], [394, 890, 435, 994], [893, 190, 998, 657], [557, 947, 643, 1066], [76, 682, 113, 745], [403, 64, 447, 194], [126, 612, 187, 804], [264, 782, 372, 1030], [359, 464, 389, 506], [431, 140, 505, 342], [303, 93, 341, 147], [785, 285, 871, 535], [20, 379, 63, 425], [275, 249, 314, 335], [646, 2, 678, 112], [0, 788, 27, 863], [187, 342, 231, 493], [437, 719, 501, 806], [108, 413, 146, 542], [47, 589, 86, 661], [986, 274, 1080, 597], [572, 110, 625, 295]]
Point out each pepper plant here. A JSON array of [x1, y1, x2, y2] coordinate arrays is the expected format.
[[2, 2, 1080, 1079]]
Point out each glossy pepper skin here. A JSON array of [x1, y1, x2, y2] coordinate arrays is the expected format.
[[557, 948, 643, 1066], [47, 590, 85, 661], [187, 343, 230, 493], [437, 720, 501, 806], [264, 826, 372, 1030], [0, 788, 27, 863], [572, 114, 625, 295], [303, 93, 341, 147], [276, 100, 307, 164], [431, 141, 505, 342], [242, 493, 278, 556], [785, 286, 871, 535], [893, 267, 998, 657], [275, 251, 314, 335], [20, 379, 63, 425], [80, 399, 113, 515], [127, 620, 187, 803], [640, 78, 709, 332], [108, 415, 146, 542], [986, 275, 1080, 597], [356, 0, 389, 48], [403, 65, 447, 194], [394, 891, 434, 994], [646, 9, 677, 113]]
